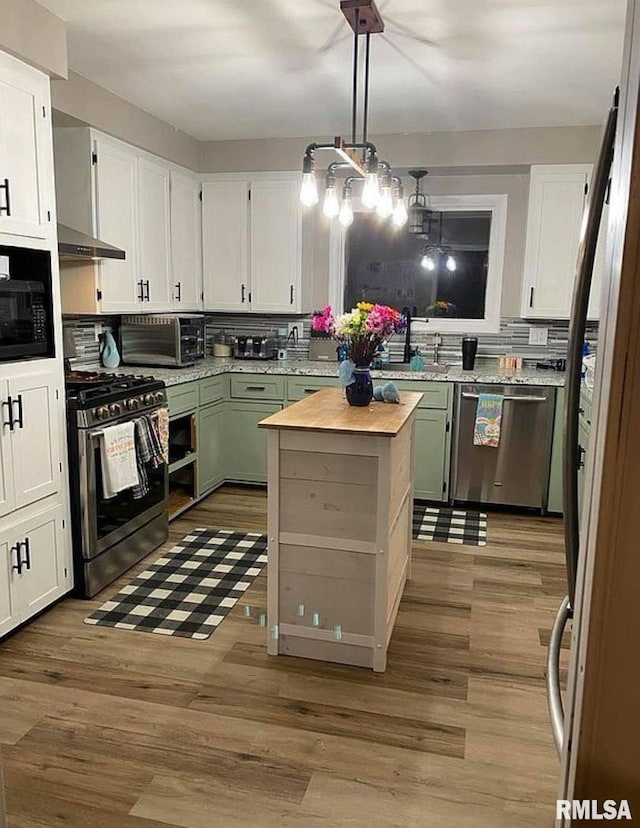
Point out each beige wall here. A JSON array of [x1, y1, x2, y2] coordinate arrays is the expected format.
[[0, 0, 67, 79], [200, 125, 602, 173], [51, 71, 201, 170]]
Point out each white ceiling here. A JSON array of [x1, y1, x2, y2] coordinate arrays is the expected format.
[[39, 0, 627, 141]]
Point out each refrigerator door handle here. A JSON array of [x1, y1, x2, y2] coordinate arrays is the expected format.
[[546, 595, 572, 756], [563, 96, 618, 609]]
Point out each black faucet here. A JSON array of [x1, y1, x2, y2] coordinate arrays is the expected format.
[[402, 306, 412, 363]]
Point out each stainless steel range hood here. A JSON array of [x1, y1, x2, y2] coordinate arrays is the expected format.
[[57, 224, 126, 261]]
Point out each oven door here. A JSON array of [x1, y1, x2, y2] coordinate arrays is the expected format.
[[79, 416, 168, 561]]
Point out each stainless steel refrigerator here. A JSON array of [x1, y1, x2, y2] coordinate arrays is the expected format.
[[547, 0, 640, 813]]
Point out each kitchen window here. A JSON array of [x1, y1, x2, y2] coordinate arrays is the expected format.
[[331, 193, 508, 333]]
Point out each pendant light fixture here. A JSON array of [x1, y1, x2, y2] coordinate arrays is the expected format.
[[407, 169, 435, 236], [301, 0, 406, 227]]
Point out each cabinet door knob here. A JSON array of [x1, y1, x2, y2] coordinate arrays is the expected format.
[[137, 280, 144, 302], [290, 284, 294, 305], [2, 396, 13, 431], [10, 543, 21, 574], [0, 178, 11, 216], [175, 282, 182, 302], [12, 394, 23, 429], [22, 537, 31, 571], [241, 283, 246, 303]]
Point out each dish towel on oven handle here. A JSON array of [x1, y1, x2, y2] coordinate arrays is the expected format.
[[473, 393, 504, 448], [99, 421, 140, 499], [133, 414, 165, 499], [153, 407, 169, 465]]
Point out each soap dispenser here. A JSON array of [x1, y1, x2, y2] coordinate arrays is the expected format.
[[99, 329, 121, 369]]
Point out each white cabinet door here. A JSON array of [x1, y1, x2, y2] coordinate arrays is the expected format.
[[0, 535, 20, 637], [522, 165, 590, 319], [14, 504, 67, 623], [138, 157, 172, 310], [202, 181, 249, 311], [7, 373, 61, 510], [94, 137, 141, 312], [0, 379, 16, 520], [250, 179, 302, 313], [170, 171, 202, 310], [0, 51, 51, 240]]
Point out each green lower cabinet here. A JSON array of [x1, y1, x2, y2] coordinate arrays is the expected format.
[[413, 408, 450, 501], [547, 387, 564, 513], [224, 401, 282, 483], [577, 420, 589, 522], [198, 401, 225, 496]]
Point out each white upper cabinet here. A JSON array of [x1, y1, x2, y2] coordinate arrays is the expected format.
[[521, 164, 607, 320], [93, 136, 141, 312], [170, 170, 203, 310], [202, 175, 303, 313], [138, 156, 172, 310], [250, 178, 302, 313], [202, 180, 250, 311], [0, 50, 53, 240]]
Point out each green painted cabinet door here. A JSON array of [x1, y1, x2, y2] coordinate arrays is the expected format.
[[198, 401, 225, 496], [224, 401, 282, 483], [413, 409, 450, 501], [547, 387, 564, 513], [577, 420, 589, 523]]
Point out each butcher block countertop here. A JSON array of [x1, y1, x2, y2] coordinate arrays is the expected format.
[[258, 387, 423, 436]]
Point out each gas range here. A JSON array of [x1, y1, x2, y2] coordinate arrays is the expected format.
[[65, 371, 167, 428]]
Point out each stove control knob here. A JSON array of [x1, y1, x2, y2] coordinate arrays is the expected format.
[[126, 398, 140, 411], [143, 394, 153, 405], [154, 392, 164, 404], [109, 403, 121, 416], [95, 406, 110, 420]]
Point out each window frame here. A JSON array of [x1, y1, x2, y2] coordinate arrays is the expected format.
[[329, 192, 509, 334]]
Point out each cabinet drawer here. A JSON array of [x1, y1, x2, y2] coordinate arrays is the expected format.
[[287, 376, 340, 402], [230, 374, 285, 401], [393, 380, 450, 410], [199, 375, 227, 406], [166, 382, 199, 417]]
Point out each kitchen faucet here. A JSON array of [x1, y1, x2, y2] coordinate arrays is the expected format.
[[433, 333, 442, 365]]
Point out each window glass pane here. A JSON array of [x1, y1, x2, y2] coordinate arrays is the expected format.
[[344, 210, 491, 319]]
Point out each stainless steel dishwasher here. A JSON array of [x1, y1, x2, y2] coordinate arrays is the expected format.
[[452, 383, 556, 509]]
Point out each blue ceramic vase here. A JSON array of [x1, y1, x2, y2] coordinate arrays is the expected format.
[[345, 366, 373, 407]]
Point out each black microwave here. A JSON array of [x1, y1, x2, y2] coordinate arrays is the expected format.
[[0, 245, 54, 362]]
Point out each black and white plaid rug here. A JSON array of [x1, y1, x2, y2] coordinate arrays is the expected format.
[[413, 504, 487, 546], [85, 529, 267, 639]]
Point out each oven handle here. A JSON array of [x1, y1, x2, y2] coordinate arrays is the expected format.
[[461, 393, 547, 403]]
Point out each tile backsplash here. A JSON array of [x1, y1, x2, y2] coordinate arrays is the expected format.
[[63, 313, 598, 368]]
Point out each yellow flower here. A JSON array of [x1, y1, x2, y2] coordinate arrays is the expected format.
[[357, 301, 373, 311]]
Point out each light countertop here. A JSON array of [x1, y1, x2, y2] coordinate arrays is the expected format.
[[258, 387, 424, 435], [98, 357, 567, 388]]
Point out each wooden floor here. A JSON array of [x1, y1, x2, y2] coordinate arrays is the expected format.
[[0, 485, 569, 827]]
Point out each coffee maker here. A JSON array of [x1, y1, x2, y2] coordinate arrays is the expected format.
[[233, 335, 278, 360]]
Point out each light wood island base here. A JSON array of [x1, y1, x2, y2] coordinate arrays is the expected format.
[[259, 387, 423, 672]]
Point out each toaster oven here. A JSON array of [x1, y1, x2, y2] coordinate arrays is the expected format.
[[120, 314, 205, 367]]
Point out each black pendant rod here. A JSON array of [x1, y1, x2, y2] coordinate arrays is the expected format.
[[352, 7, 360, 143], [362, 31, 371, 145]]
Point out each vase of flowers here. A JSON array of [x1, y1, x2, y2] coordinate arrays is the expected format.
[[311, 303, 406, 406]]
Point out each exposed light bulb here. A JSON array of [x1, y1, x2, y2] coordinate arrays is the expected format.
[[446, 254, 457, 272], [323, 186, 340, 218], [421, 254, 436, 271], [376, 186, 394, 218], [392, 198, 408, 227], [339, 197, 354, 227], [361, 173, 380, 208], [300, 172, 319, 207]]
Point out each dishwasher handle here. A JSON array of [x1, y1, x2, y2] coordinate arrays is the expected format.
[[461, 392, 548, 403]]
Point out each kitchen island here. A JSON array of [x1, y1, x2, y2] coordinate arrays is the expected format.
[[259, 387, 423, 672]]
